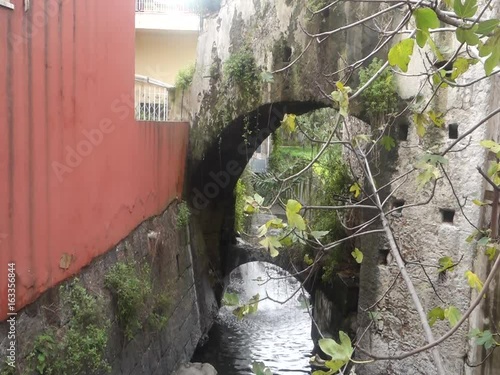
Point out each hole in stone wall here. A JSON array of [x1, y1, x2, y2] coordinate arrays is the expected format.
[[379, 249, 390, 265], [440, 209, 455, 223], [176, 254, 180, 276], [283, 46, 292, 63], [448, 123, 459, 139], [397, 123, 409, 141], [393, 199, 405, 214]]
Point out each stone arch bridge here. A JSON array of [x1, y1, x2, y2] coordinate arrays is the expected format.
[[181, 0, 383, 298]]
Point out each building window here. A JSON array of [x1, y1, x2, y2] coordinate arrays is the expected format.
[[0, 0, 15, 10], [379, 249, 390, 265], [134, 75, 171, 122], [397, 123, 409, 141], [393, 199, 405, 215], [448, 123, 459, 139], [283, 46, 293, 63], [440, 208, 455, 223]]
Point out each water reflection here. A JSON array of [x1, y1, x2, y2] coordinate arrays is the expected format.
[[193, 262, 313, 375]]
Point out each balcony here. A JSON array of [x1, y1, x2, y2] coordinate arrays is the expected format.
[[135, 74, 173, 122], [135, 0, 200, 31], [136, 0, 199, 13]]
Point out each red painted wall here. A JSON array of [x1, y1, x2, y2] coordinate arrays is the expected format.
[[0, 0, 189, 320]]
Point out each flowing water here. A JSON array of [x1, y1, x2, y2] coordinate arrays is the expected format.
[[193, 262, 313, 375]]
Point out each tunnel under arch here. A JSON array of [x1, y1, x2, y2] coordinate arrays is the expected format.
[[189, 101, 327, 210], [188, 100, 328, 303], [222, 260, 311, 307]]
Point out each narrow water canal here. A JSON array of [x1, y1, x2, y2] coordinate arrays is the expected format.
[[193, 262, 313, 374]]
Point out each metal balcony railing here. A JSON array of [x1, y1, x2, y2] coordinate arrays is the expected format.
[[135, 75, 173, 122], [135, 0, 198, 14]]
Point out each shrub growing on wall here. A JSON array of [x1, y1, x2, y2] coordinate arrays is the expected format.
[[358, 57, 399, 125]]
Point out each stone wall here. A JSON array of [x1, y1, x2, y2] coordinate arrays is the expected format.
[[0, 202, 218, 375], [354, 3, 500, 374]]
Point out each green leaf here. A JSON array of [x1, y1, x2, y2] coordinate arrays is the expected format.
[[416, 29, 429, 48], [260, 71, 274, 83], [454, 0, 478, 18], [466, 229, 479, 243], [350, 182, 361, 198], [487, 162, 500, 178], [388, 39, 415, 72], [259, 236, 283, 257], [244, 193, 264, 214], [451, 57, 471, 80], [427, 307, 445, 326], [352, 134, 371, 146], [280, 236, 293, 247], [428, 110, 445, 127], [413, 112, 429, 137], [222, 292, 240, 306], [438, 256, 455, 273], [244, 203, 256, 214], [318, 331, 354, 362], [472, 199, 488, 206], [479, 28, 500, 75], [414, 8, 440, 47], [248, 293, 260, 313], [286, 199, 302, 214], [282, 114, 297, 133], [465, 270, 483, 292], [416, 163, 440, 189], [254, 193, 265, 206], [257, 224, 268, 237], [286, 199, 306, 231], [265, 218, 286, 229], [312, 370, 335, 375], [485, 245, 497, 260], [469, 329, 499, 350], [304, 254, 314, 266], [480, 139, 500, 153], [456, 27, 480, 46], [422, 153, 449, 165], [325, 360, 345, 372], [311, 231, 329, 240], [331, 82, 352, 118], [233, 305, 250, 320], [444, 306, 461, 327], [288, 213, 306, 231], [252, 361, 273, 375], [476, 19, 500, 36], [414, 8, 440, 30], [381, 135, 396, 151], [351, 248, 364, 264], [478, 236, 490, 246]]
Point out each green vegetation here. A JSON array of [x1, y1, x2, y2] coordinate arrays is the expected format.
[[105, 261, 171, 339], [222, 292, 240, 306], [192, 47, 262, 160], [307, 0, 331, 12], [26, 280, 110, 375], [175, 64, 196, 91], [245, 108, 353, 286], [177, 201, 191, 228], [276, 146, 315, 160], [105, 261, 152, 339], [224, 48, 260, 94], [235, 168, 254, 232], [0, 365, 16, 375], [358, 58, 398, 124]]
